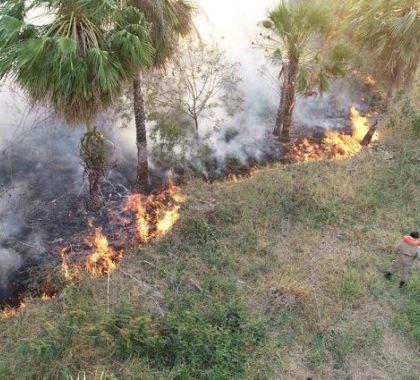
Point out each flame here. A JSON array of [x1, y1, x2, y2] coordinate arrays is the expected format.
[[1, 302, 26, 320], [285, 105, 379, 163], [85, 229, 122, 278], [227, 173, 241, 183], [351, 106, 369, 143], [124, 182, 185, 244], [364, 74, 377, 86], [226, 170, 257, 183], [57, 183, 184, 282], [60, 247, 80, 282], [5, 183, 185, 317], [41, 293, 55, 301], [124, 194, 150, 243]]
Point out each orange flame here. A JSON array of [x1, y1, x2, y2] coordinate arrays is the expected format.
[[57, 184, 184, 282], [364, 74, 376, 86], [85, 229, 122, 278], [351, 106, 370, 143], [285, 105, 378, 163], [124, 182, 185, 244], [1, 301, 26, 320], [41, 293, 55, 301], [124, 194, 150, 243], [59, 247, 80, 282]]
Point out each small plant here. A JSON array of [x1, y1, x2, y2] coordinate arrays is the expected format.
[[337, 269, 364, 307], [401, 99, 420, 135]]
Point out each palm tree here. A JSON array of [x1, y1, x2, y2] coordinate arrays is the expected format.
[[350, 0, 420, 145], [263, 1, 332, 142], [129, 0, 195, 193], [0, 0, 153, 210]]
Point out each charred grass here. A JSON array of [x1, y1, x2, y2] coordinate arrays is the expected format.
[[1, 95, 420, 379]]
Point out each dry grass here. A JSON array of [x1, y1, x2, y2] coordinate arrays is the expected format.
[[1, 85, 420, 379]]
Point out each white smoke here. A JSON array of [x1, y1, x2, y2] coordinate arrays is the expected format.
[[196, 0, 280, 130], [0, 1, 369, 303], [0, 248, 22, 287]]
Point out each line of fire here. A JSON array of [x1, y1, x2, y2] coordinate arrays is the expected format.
[[1, 95, 380, 319], [0, 0, 415, 326]]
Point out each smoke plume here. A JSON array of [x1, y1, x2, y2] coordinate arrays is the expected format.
[[0, 1, 370, 306]]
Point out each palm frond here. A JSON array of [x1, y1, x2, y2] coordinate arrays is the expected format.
[[131, 0, 195, 67], [0, 0, 154, 126], [350, 0, 420, 85]]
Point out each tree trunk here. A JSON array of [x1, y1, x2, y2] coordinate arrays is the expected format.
[[280, 59, 299, 142], [193, 116, 200, 146], [273, 80, 286, 137], [361, 83, 396, 146], [133, 73, 150, 193], [87, 170, 102, 212], [83, 121, 104, 212]]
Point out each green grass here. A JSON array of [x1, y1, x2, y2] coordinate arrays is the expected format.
[[1, 88, 419, 379], [11, 277, 264, 380]]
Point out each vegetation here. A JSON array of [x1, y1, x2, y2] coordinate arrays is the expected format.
[[349, 0, 420, 145], [146, 37, 243, 144], [128, 0, 195, 193], [0, 0, 420, 379], [1, 83, 419, 378], [262, 1, 333, 141], [0, 0, 154, 209]]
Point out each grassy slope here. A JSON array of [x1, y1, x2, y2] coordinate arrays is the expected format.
[[1, 84, 419, 379]]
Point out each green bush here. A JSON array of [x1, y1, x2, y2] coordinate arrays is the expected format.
[[16, 279, 265, 379]]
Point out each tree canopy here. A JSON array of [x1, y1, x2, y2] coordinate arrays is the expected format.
[[130, 0, 195, 67], [350, 0, 420, 90], [0, 0, 154, 126]]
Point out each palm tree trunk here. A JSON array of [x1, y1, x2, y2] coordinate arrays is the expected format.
[[133, 73, 150, 193], [273, 80, 286, 137], [87, 171, 102, 211], [280, 59, 299, 142], [361, 83, 396, 146], [84, 121, 104, 212]]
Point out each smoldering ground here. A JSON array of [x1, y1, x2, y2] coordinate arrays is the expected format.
[[0, 76, 372, 308], [0, 94, 84, 306], [0, 0, 374, 307]]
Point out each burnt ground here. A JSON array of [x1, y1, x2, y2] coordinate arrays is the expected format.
[[0, 80, 379, 309]]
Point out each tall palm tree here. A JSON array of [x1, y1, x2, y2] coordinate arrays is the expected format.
[[129, 0, 195, 193], [350, 0, 420, 145], [0, 0, 153, 210], [264, 1, 331, 142]]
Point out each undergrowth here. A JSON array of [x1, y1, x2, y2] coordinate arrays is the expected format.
[[0, 92, 419, 379]]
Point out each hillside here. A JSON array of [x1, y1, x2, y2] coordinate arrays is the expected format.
[[1, 87, 419, 379]]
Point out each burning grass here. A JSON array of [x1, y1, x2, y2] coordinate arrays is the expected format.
[[0, 301, 25, 320], [58, 182, 185, 282], [1, 89, 420, 379], [85, 229, 123, 278], [124, 182, 185, 243], [284, 105, 378, 163], [1, 117, 419, 379]]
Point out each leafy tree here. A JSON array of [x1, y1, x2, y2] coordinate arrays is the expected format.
[[0, 0, 153, 210], [146, 38, 243, 145], [128, 0, 195, 193], [149, 113, 189, 172], [262, 1, 333, 142], [349, 0, 420, 145]]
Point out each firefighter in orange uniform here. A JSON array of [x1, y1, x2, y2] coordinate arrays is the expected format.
[[385, 231, 420, 288]]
